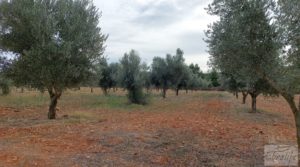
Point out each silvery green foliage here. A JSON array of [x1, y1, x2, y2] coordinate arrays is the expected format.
[[98, 59, 113, 94], [167, 49, 186, 90], [206, 0, 279, 95], [0, 0, 107, 92], [151, 49, 190, 91], [219, 74, 246, 93], [109, 62, 121, 89], [276, 0, 300, 94], [188, 63, 210, 90], [151, 56, 171, 91], [119, 50, 147, 104], [0, 56, 11, 95], [140, 63, 151, 90]]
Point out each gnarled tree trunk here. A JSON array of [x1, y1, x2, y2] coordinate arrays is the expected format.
[[258, 71, 300, 164], [294, 111, 300, 154], [176, 88, 179, 96], [249, 92, 259, 113], [48, 88, 62, 120], [282, 94, 300, 147], [242, 91, 248, 104], [235, 91, 238, 99], [283, 95, 300, 166]]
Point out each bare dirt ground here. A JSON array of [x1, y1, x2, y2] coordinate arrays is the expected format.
[[0, 89, 297, 167]]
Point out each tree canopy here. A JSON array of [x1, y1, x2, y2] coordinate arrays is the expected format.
[[119, 50, 147, 105], [0, 0, 107, 119], [206, 0, 279, 112], [206, 0, 300, 155]]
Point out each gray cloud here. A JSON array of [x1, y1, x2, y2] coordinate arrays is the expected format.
[[176, 32, 207, 54], [133, 2, 180, 27], [131, 0, 208, 27], [95, 0, 216, 72]]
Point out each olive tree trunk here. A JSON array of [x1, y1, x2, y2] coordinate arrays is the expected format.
[[249, 92, 259, 113], [256, 71, 300, 164], [162, 88, 167, 98], [294, 111, 300, 152], [235, 91, 238, 99], [282, 95, 300, 145], [48, 88, 62, 119], [283, 95, 300, 166], [242, 91, 248, 104], [102, 88, 108, 96]]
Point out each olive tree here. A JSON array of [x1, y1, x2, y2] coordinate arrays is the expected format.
[[263, 0, 300, 151], [206, 0, 279, 112], [0, 56, 11, 95], [151, 56, 172, 98], [109, 63, 121, 92], [0, 0, 107, 119], [167, 49, 187, 96], [178, 66, 192, 94], [206, 0, 300, 157], [189, 63, 204, 78], [220, 74, 248, 102], [188, 63, 210, 90], [140, 63, 152, 93], [208, 69, 220, 88], [119, 50, 147, 105], [99, 59, 113, 95], [151, 49, 189, 97]]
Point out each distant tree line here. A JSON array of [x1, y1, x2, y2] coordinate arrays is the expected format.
[[97, 48, 222, 102]]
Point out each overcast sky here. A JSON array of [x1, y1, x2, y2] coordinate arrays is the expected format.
[[95, 0, 217, 72]]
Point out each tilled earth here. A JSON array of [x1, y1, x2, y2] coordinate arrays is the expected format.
[[0, 91, 297, 167]]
